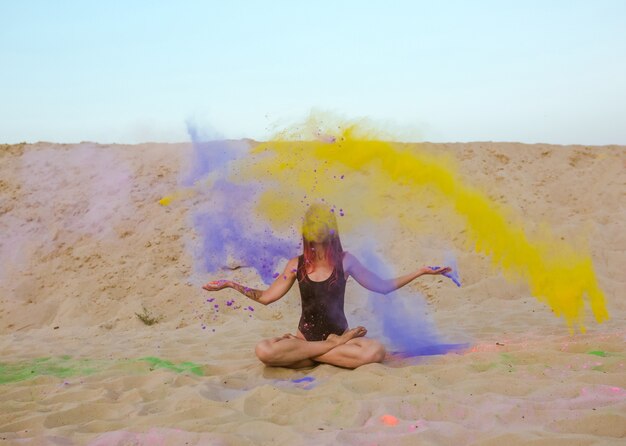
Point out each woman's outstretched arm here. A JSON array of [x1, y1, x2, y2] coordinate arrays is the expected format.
[[202, 257, 298, 305], [344, 252, 451, 295]]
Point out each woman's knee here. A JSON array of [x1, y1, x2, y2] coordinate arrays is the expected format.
[[363, 341, 386, 364], [255, 340, 276, 365]]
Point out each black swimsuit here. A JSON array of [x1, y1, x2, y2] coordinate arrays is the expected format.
[[297, 254, 349, 341]]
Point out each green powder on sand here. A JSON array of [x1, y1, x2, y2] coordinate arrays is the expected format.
[[0, 356, 97, 384], [139, 357, 204, 376], [588, 350, 607, 357], [0, 356, 204, 384]]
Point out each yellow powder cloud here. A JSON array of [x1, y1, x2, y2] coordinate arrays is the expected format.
[[237, 117, 608, 331]]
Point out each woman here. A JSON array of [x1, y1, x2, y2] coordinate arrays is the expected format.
[[203, 204, 451, 369]]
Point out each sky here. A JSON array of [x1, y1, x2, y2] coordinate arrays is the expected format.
[[1, 0, 625, 145]]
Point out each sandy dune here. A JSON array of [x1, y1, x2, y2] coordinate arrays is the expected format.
[[0, 140, 624, 445]]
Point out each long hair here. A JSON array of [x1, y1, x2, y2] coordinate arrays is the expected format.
[[298, 204, 344, 286]]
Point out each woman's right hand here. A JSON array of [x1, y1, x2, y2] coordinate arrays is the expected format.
[[421, 266, 452, 275], [202, 280, 231, 291]]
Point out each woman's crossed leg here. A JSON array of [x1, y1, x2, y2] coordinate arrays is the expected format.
[[254, 327, 386, 369]]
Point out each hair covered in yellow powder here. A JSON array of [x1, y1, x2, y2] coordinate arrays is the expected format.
[[302, 203, 340, 243], [299, 203, 345, 288]]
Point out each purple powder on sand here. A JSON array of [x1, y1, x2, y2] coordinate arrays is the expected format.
[[292, 376, 315, 383]]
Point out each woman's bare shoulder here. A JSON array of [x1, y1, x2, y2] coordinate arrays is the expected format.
[[342, 251, 356, 268]]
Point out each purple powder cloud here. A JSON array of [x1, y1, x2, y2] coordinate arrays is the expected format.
[[356, 245, 467, 357], [184, 124, 298, 283]]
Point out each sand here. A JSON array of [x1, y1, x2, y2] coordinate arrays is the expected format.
[[0, 140, 624, 445]]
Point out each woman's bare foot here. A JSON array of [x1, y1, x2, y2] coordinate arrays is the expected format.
[[327, 326, 367, 346]]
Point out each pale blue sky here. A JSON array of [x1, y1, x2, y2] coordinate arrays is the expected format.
[[1, 0, 625, 144]]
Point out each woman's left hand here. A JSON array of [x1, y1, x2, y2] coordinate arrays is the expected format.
[[421, 266, 452, 275], [202, 280, 231, 291]]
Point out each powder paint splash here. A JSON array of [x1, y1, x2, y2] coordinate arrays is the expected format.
[[442, 251, 461, 287], [291, 376, 316, 389], [174, 124, 298, 283], [356, 245, 467, 356], [0, 356, 98, 384], [235, 115, 607, 331], [588, 350, 608, 357], [163, 124, 465, 352], [183, 121, 249, 187], [139, 357, 204, 376], [192, 179, 297, 283], [291, 376, 315, 383], [273, 375, 317, 390], [159, 122, 247, 205], [0, 356, 205, 384], [381, 414, 399, 426], [431, 252, 462, 287]]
